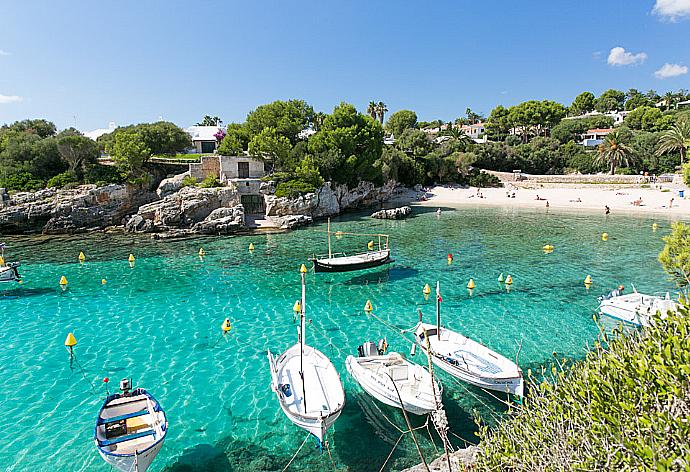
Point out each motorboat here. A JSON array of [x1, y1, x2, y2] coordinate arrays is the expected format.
[[346, 340, 442, 415], [310, 219, 391, 273], [414, 282, 524, 397], [267, 265, 345, 446], [94, 379, 168, 472], [598, 286, 678, 327]]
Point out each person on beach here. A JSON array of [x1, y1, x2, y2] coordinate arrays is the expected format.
[[669, 198, 674, 209], [436, 208, 441, 216], [605, 205, 610, 215], [545, 201, 549, 208]]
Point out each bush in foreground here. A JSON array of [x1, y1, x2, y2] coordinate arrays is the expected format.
[[275, 179, 316, 198], [476, 306, 690, 471]]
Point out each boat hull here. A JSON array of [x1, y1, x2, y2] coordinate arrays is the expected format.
[[345, 354, 440, 415], [311, 250, 391, 273], [267, 344, 345, 443], [415, 323, 524, 397], [598, 293, 677, 328], [0, 264, 20, 283], [97, 437, 164, 472]]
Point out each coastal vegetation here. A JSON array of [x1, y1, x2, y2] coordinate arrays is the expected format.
[[1, 88, 689, 194], [475, 232, 690, 470]]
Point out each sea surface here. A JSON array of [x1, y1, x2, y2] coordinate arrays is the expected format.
[[0, 207, 677, 471]]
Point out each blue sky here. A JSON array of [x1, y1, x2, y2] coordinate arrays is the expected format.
[[0, 0, 688, 131]]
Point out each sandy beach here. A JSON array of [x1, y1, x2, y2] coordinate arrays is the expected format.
[[415, 183, 690, 217]]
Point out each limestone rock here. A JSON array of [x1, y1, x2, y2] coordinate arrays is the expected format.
[[192, 205, 245, 234], [270, 214, 313, 229], [157, 172, 190, 198], [402, 446, 478, 472], [371, 206, 412, 219]]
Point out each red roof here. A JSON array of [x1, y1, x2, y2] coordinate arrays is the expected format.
[[586, 128, 613, 133]]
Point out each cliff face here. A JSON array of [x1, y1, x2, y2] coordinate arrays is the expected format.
[[264, 180, 398, 218]]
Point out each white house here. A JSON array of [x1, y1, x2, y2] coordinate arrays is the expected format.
[[563, 110, 630, 126], [460, 122, 486, 139], [189, 154, 266, 181], [185, 125, 223, 154], [84, 122, 117, 141], [581, 128, 613, 147]]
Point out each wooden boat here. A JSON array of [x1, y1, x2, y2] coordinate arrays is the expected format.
[[0, 243, 21, 283], [346, 340, 442, 415], [94, 379, 168, 472], [267, 265, 345, 445], [414, 283, 524, 397], [310, 219, 391, 273], [598, 286, 677, 327]]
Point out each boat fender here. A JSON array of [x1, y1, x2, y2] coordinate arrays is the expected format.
[[367, 241, 374, 251], [410, 343, 416, 356]]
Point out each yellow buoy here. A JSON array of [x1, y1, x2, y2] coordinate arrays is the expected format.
[[652, 223, 658, 231], [584, 275, 592, 285], [59, 276, 68, 286], [221, 318, 232, 333], [128, 254, 135, 263], [498, 273, 504, 283], [364, 300, 373, 313], [198, 248, 206, 257], [249, 243, 255, 251], [601, 232, 608, 241], [78, 251, 85, 263], [505, 274, 513, 285], [467, 279, 476, 290], [293, 300, 301, 313], [0, 256, 4, 265], [300, 263, 307, 274], [367, 241, 374, 250], [423, 284, 431, 295], [64, 332, 77, 347], [543, 245, 554, 252], [101, 278, 107, 285]]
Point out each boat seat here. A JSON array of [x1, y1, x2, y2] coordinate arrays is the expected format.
[[99, 429, 155, 447], [390, 365, 408, 382], [98, 409, 148, 425]]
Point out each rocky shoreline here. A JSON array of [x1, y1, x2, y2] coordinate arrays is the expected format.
[[0, 174, 405, 237]]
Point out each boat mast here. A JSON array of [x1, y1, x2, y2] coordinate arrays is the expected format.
[[327, 218, 332, 259], [436, 281, 441, 340], [299, 264, 307, 413]]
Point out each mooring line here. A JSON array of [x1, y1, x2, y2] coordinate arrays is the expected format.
[[281, 432, 311, 472]]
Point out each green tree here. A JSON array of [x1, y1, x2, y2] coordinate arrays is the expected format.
[[196, 115, 222, 126], [485, 105, 511, 141], [246, 99, 314, 144], [659, 222, 690, 286], [248, 127, 293, 171], [507, 100, 566, 143], [384, 110, 417, 137], [367, 101, 377, 120], [656, 118, 690, 165], [1, 119, 57, 138], [624, 88, 649, 110], [107, 131, 151, 177], [56, 135, 100, 179], [570, 92, 596, 115], [395, 128, 434, 159], [595, 89, 625, 113], [0, 132, 65, 181], [551, 116, 614, 144], [595, 130, 633, 174]]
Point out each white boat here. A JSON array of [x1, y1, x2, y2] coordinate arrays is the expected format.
[[310, 219, 392, 273], [346, 341, 442, 415], [267, 265, 345, 445], [414, 282, 524, 397], [94, 379, 168, 472], [598, 287, 678, 327], [0, 243, 21, 283]]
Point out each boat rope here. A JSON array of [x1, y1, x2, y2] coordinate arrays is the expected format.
[[281, 432, 311, 472], [378, 434, 404, 472], [324, 438, 338, 472], [68, 349, 98, 396]]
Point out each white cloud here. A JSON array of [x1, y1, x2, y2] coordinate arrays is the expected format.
[[0, 94, 23, 104], [654, 63, 689, 78], [0, 50, 9, 56], [607, 47, 648, 66], [653, 0, 690, 20]]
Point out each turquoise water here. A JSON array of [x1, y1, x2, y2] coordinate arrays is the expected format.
[[0, 207, 678, 471]]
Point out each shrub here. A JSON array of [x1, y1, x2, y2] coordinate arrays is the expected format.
[[275, 179, 316, 198], [683, 162, 690, 186], [47, 171, 78, 188], [83, 164, 125, 185], [476, 304, 690, 471], [181, 175, 198, 187], [0, 172, 46, 191], [465, 169, 502, 188], [199, 173, 222, 188]]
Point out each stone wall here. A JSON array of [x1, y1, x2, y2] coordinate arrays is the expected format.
[[189, 155, 221, 180], [484, 170, 665, 185]]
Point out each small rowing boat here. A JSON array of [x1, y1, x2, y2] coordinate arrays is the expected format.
[[94, 379, 168, 472], [346, 340, 442, 415], [310, 219, 392, 273], [414, 282, 524, 397], [267, 265, 345, 446], [0, 243, 21, 283]]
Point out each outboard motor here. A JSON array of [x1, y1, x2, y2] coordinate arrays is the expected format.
[[358, 341, 378, 357], [119, 378, 132, 395]]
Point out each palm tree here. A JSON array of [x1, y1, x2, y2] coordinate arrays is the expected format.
[[656, 118, 690, 166], [376, 101, 388, 124], [663, 91, 676, 111], [312, 112, 326, 131], [367, 101, 377, 120], [596, 130, 633, 175]]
